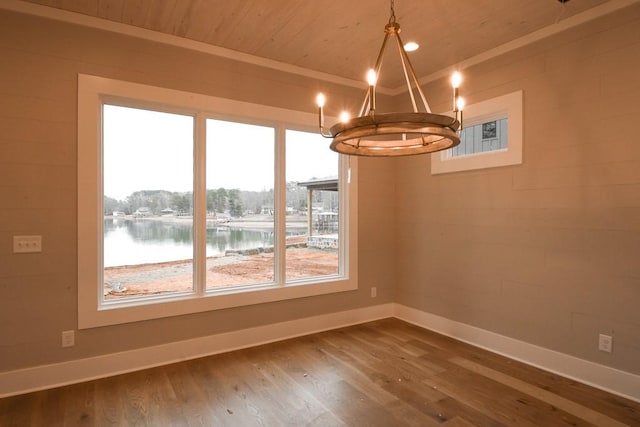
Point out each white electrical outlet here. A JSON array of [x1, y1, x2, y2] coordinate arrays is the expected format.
[[371, 287, 377, 298], [62, 330, 75, 348], [13, 235, 42, 253], [598, 334, 612, 353]]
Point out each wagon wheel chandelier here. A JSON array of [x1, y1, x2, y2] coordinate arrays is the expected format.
[[316, 0, 465, 157]]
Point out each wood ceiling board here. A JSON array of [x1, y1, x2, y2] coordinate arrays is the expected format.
[[15, 0, 617, 88]]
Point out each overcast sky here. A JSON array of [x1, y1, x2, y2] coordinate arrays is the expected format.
[[103, 105, 337, 201]]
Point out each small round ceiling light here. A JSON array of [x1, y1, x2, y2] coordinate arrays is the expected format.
[[403, 41, 419, 52]]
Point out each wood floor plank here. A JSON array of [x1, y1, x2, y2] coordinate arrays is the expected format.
[[92, 375, 128, 426], [450, 356, 630, 427], [320, 327, 447, 399], [187, 352, 271, 426], [57, 382, 95, 426], [0, 392, 40, 426], [162, 361, 213, 425], [448, 344, 640, 426], [268, 339, 406, 425], [435, 397, 509, 427], [400, 321, 639, 426], [245, 341, 343, 425], [287, 335, 401, 407], [261, 358, 344, 425], [317, 334, 452, 425], [316, 336, 442, 426], [189, 359, 259, 426], [1, 318, 639, 426], [443, 416, 482, 427], [428, 363, 596, 426]]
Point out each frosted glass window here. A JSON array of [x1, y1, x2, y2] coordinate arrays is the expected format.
[[452, 118, 508, 158]]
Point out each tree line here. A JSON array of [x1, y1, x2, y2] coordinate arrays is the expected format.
[[103, 183, 332, 218]]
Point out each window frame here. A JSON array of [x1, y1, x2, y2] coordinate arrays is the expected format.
[[78, 74, 358, 329], [431, 90, 523, 174]]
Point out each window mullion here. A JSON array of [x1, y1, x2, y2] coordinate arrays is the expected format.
[[339, 154, 349, 276], [274, 125, 286, 285], [194, 112, 207, 295]]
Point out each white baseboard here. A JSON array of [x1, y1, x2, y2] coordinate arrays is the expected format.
[[2, 303, 638, 403], [393, 303, 640, 403], [0, 303, 394, 398]]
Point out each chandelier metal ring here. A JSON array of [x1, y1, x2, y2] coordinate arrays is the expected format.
[[329, 112, 460, 157]]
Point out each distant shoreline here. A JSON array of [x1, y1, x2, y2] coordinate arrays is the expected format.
[[105, 214, 308, 229]]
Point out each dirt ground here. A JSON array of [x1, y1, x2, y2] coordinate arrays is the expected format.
[[103, 247, 338, 299]]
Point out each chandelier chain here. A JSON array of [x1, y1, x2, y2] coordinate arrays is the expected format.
[[389, 0, 396, 24]]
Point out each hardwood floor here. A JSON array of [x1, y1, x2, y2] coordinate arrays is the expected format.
[[1, 318, 638, 426]]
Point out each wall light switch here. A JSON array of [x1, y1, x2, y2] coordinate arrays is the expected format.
[[598, 334, 612, 353], [62, 330, 75, 348], [13, 235, 42, 253]]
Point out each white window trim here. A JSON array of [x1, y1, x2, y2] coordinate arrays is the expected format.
[[431, 90, 523, 174], [78, 74, 358, 329]]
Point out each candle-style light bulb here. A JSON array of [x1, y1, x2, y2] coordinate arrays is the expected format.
[[451, 71, 462, 89], [367, 69, 377, 86], [367, 69, 377, 114], [451, 72, 462, 113], [340, 111, 351, 123], [316, 93, 326, 129]]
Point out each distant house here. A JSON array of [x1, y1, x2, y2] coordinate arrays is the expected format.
[[134, 207, 152, 217]]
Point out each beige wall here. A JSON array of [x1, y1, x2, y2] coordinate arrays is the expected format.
[[395, 4, 640, 375], [0, 10, 395, 372]]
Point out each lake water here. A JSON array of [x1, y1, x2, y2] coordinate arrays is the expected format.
[[104, 218, 304, 267]]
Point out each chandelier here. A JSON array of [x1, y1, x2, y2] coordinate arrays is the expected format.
[[316, 0, 465, 157]]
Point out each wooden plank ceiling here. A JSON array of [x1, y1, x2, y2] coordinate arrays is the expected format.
[[20, 0, 611, 88]]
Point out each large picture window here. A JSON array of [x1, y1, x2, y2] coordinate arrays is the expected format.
[[78, 75, 357, 328]]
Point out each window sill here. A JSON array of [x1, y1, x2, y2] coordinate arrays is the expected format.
[[79, 276, 358, 329]]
